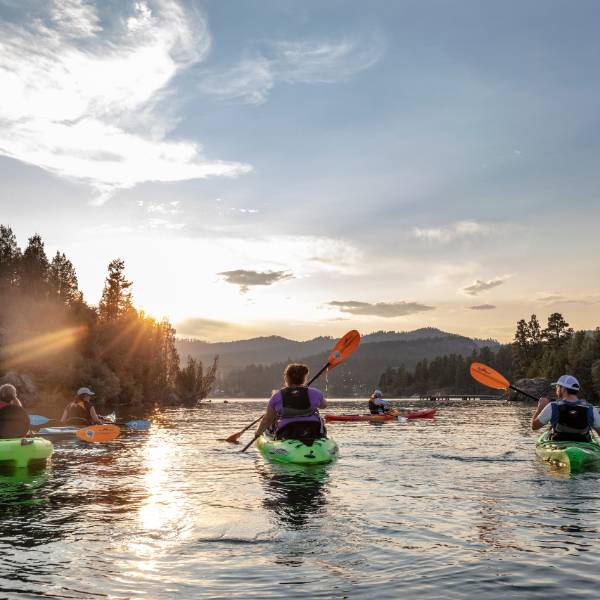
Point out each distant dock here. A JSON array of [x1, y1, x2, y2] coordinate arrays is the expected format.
[[419, 394, 502, 401]]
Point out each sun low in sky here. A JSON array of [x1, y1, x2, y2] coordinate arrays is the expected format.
[[1, 0, 600, 343]]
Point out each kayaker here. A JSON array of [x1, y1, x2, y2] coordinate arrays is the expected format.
[[531, 375, 600, 441], [255, 364, 327, 441], [0, 383, 30, 438], [368, 390, 394, 415], [61, 387, 105, 426]]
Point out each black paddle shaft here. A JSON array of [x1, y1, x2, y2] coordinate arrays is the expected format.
[[509, 384, 540, 402]]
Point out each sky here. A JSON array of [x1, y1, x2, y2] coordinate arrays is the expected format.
[[1, 0, 600, 343]]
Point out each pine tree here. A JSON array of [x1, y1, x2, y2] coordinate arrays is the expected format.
[[542, 312, 574, 349], [0, 225, 21, 293], [20, 234, 49, 298], [49, 251, 81, 305], [98, 259, 133, 322]]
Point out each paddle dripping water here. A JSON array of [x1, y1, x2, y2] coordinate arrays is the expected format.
[[2, 399, 600, 598]]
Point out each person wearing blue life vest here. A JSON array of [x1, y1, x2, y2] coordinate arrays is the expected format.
[[531, 375, 600, 441]]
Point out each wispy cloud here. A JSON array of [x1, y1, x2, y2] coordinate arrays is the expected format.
[[327, 300, 435, 318], [175, 317, 237, 338], [0, 0, 251, 203], [463, 277, 507, 296], [469, 304, 497, 310], [218, 269, 294, 294], [200, 35, 384, 104], [414, 221, 489, 243]]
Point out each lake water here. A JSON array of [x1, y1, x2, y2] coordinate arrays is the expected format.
[[1, 398, 600, 599]]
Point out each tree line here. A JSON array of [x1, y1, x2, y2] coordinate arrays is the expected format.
[[0, 225, 217, 412], [379, 313, 600, 401]]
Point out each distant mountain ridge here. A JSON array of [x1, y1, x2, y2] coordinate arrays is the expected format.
[[176, 328, 500, 373]]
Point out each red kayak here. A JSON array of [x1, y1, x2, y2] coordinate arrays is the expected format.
[[325, 408, 437, 422]]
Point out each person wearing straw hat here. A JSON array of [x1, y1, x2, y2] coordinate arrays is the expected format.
[[531, 374, 600, 441]]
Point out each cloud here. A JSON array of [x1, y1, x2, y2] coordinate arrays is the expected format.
[[199, 35, 383, 104], [218, 269, 294, 294], [0, 0, 251, 203], [414, 221, 489, 243], [469, 304, 497, 310], [327, 300, 435, 318], [175, 317, 237, 338], [463, 277, 506, 296]]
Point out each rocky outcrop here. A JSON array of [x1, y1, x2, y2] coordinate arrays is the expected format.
[[506, 378, 555, 402]]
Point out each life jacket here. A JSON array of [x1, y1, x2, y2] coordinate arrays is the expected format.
[[65, 400, 93, 425], [279, 387, 317, 418], [0, 403, 30, 439], [369, 399, 386, 415], [549, 399, 595, 442]]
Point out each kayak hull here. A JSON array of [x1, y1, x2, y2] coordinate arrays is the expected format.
[[257, 434, 338, 465], [325, 408, 437, 422], [0, 437, 54, 468], [535, 432, 600, 473], [38, 426, 80, 438]]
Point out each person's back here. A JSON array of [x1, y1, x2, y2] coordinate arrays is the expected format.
[[0, 384, 29, 439], [255, 364, 327, 443], [531, 374, 600, 441]]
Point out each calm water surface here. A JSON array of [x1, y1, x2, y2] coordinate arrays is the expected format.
[[1, 399, 600, 599]]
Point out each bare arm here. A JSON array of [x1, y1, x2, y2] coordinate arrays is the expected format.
[[61, 407, 69, 423], [255, 405, 277, 437], [89, 406, 104, 425], [531, 398, 549, 430], [320, 397, 328, 409]]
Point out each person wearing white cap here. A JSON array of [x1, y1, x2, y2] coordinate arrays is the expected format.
[[531, 374, 600, 441], [61, 387, 105, 426], [368, 390, 394, 415]]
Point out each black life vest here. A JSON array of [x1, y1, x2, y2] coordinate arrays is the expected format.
[[65, 400, 93, 425], [279, 387, 316, 418], [0, 403, 30, 439], [369, 399, 385, 415], [549, 400, 595, 442]]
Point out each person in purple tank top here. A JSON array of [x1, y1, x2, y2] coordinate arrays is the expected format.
[[255, 363, 328, 441]]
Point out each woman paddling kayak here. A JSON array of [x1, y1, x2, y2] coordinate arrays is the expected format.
[[255, 364, 327, 442]]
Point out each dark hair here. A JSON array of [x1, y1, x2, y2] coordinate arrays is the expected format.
[[284, 363, 309, 386]]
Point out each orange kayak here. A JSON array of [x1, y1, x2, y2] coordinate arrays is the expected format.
[[325, 408, 437, 422]]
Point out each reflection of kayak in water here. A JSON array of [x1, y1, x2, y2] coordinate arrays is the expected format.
[[0, 437, 53, 468], [535, 431, 600, 473], [256, 433, 338, 464], [325, 408, 437, 422], [258, 462, 330, 530]]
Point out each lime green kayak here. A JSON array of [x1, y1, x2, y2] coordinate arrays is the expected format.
[[256, 434, 338, 465], [535, 432, 600, 473], [0, 437, 53, 469]]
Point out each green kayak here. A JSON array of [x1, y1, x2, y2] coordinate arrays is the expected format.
[[0, 437, 54, 469], [535, 432, 600, 473], [256, 434, 339, 465]]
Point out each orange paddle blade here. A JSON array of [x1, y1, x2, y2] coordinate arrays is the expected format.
[[470, 362, 510, 390], [223, 432, 242, 444], [328, 330, 361, 367], [76, 424, 120, 443]]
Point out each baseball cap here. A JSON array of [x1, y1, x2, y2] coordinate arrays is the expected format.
[[371, 389, 383, 398], [77, 387, 95, 397], [551, 375, 580, 391]]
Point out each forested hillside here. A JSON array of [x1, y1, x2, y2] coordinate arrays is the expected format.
[[0, 225, 217, 412]]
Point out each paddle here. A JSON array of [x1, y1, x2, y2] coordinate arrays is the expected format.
[[469, 362, 539, 401], [117, 419, 151, 431], [240, 329, 361, 453], [76, 424, 121, 443], [223, 415, 264, 444], [29, 415, 50, 427]]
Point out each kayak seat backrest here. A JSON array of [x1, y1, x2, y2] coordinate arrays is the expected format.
[[0, 404, 30, 439]]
